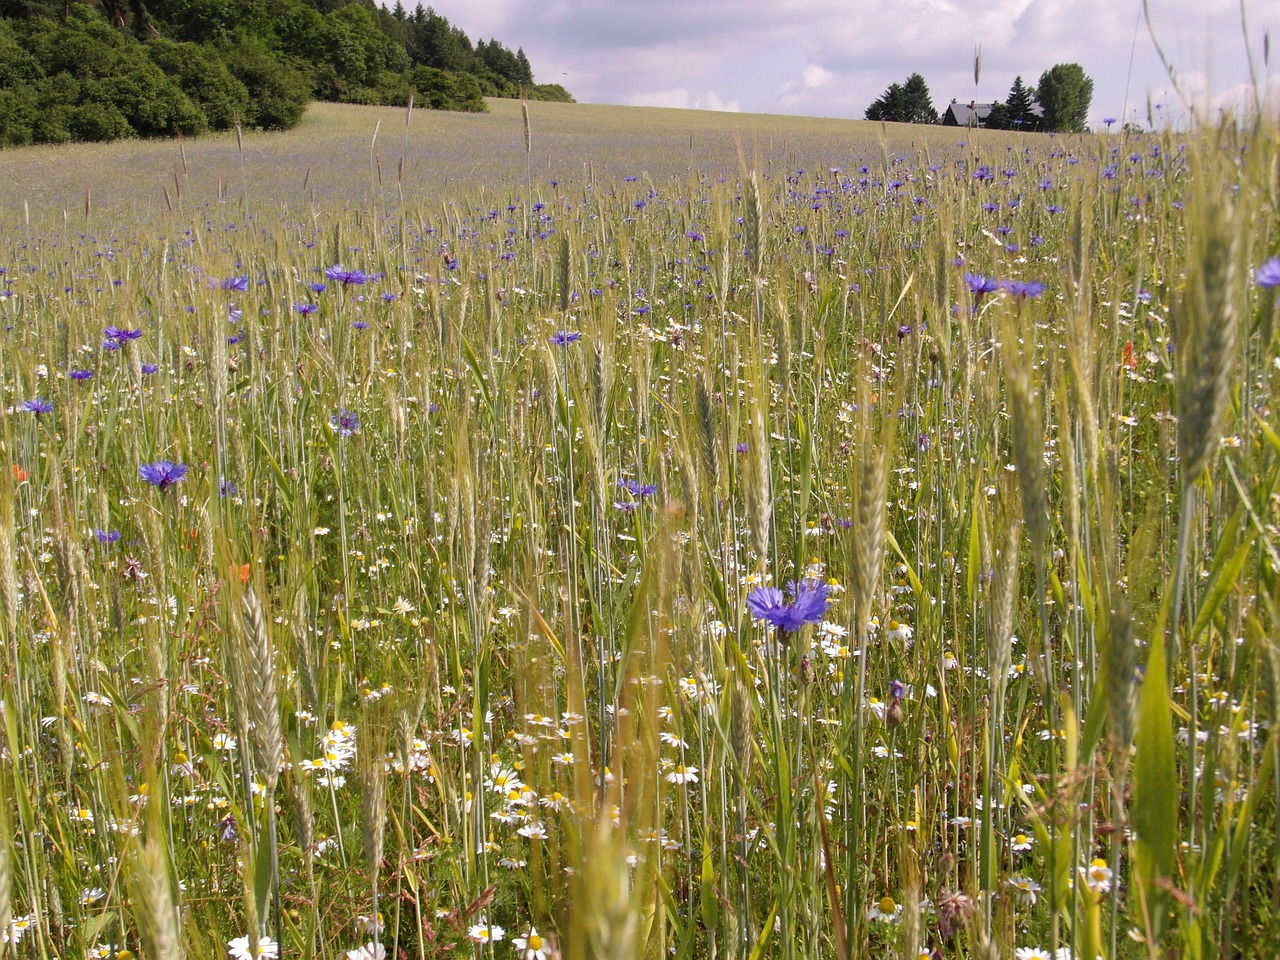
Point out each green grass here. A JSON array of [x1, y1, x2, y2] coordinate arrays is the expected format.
[[0, 98, 1277, 960]]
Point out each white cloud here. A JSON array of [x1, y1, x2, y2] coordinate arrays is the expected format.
[[623, 88, 741, 111], [693, 91, 742, 111], [627, 88, 695, 109], [405, 0, 1280, 126]]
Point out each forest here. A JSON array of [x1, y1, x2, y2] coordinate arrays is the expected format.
[[0, 0, 572, 145]]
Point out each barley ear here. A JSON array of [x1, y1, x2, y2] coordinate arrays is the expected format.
[[240, 588, 282, 794], [744, 171, 765, 279], [131, 835, 183, 960], [1173, 181, 1240, 484]]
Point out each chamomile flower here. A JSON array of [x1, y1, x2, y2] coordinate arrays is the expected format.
[[513, 927, 551, 960], [467, 921, 505, 943], [1011, 832, 1035, 852], [1081, 858, 1113, 893], [228, 935, 278, 960], [886, 620, 914, 645], [1007, 875, 1042, 905], [866, 896, 902, 922], [666, 764, 699, 784]]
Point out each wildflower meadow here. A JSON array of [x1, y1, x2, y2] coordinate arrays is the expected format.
[[0, 97, 1278, 960]]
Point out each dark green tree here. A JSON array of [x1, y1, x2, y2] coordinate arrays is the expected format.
[[865, 72, 936, 124], [865, 82, 904, 121], [986, 75, 1039, 131], [1036, 62, 1092, 132]]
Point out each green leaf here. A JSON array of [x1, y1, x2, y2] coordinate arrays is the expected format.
[[1131, 630, 1178, 943], [1189, 505, 1251, 642]]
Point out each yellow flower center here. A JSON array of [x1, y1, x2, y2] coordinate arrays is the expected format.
[[528, 935, 543, 950], [877, 896, 897, 913]]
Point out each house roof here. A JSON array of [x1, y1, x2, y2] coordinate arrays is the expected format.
[[944, 101, 998, 126]]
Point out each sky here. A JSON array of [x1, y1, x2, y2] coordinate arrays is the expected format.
[[418, 0, 1280, 128]]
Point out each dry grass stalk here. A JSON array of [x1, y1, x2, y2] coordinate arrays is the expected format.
[[695, 376, 719, 492], [747, 401, 772, 569], [988, 515, 1020, 693], [1005, 356, 1048, 567]]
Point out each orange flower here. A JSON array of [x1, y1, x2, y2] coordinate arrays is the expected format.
[[238, 563, 251, 585], [10, 465, 28, 483], [1122, 342, 1139, 370]]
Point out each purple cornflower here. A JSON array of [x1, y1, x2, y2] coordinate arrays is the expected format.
[[94, 529, 121, 544], [220, 276, 249, 292], [618, 478, 657, 498], [141, 363, 159, 375], [330, 409, 360, 436], [549, 330, 582, 345], [104, 325, 142, 342], [745, 580, 832, 635], [69, 369, 93, 381], [1002, 279, 1047, 299], [353, 321, 369, 330], [964, 272, 999, 300], [139, 459, 188, 490], [18, 397, 53, 414], [294, 303, 318, 315], [219, 478, 237, 498], [1255, 257, 1280, 289], [325, 265, 369, 286]]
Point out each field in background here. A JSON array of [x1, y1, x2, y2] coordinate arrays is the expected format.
[[0, 98, 1277, 960], [0, 99, 1016, 227]]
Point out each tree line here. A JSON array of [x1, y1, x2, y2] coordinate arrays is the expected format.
[[0, 0, 573, 147], [864, 64, 1094, 133]]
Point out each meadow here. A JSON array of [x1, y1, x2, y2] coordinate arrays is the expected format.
[[0, 96, 1277, 960]]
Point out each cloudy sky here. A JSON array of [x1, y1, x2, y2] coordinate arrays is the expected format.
[[425, 0, 1279, 127]]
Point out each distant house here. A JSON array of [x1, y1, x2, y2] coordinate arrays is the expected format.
[[943, 100, 998, 127], [942, 98, 1045, 128]]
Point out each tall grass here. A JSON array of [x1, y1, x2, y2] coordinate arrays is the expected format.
[[0, 99, 1277, 960]]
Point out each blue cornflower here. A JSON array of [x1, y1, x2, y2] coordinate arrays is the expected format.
[[745, 580, 831, 634], [220, 276, 249, 292], [141, 363, 159, 375], [220, 478, 237, 498], [353, 321, 369, 330], [18, 397, 53, 414], [94, 529, 121, 544], [964, 272, 999, 300], [325, 265, 369, 286], [1255, 257, 1280, 289], [105, 325, 142, 342], [1002, 279, 1047, 299], [69, 369, 93, 381], [618, 478, 657, 498], [139, 459, 188, 490], [330, 409, 360, 436], [294, 303, 318, 315], [102, 340, 122, 351], [549, 330, 582, 345]]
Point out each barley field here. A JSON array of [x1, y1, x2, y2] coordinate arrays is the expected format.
[[0, 97, 1277, 960]]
